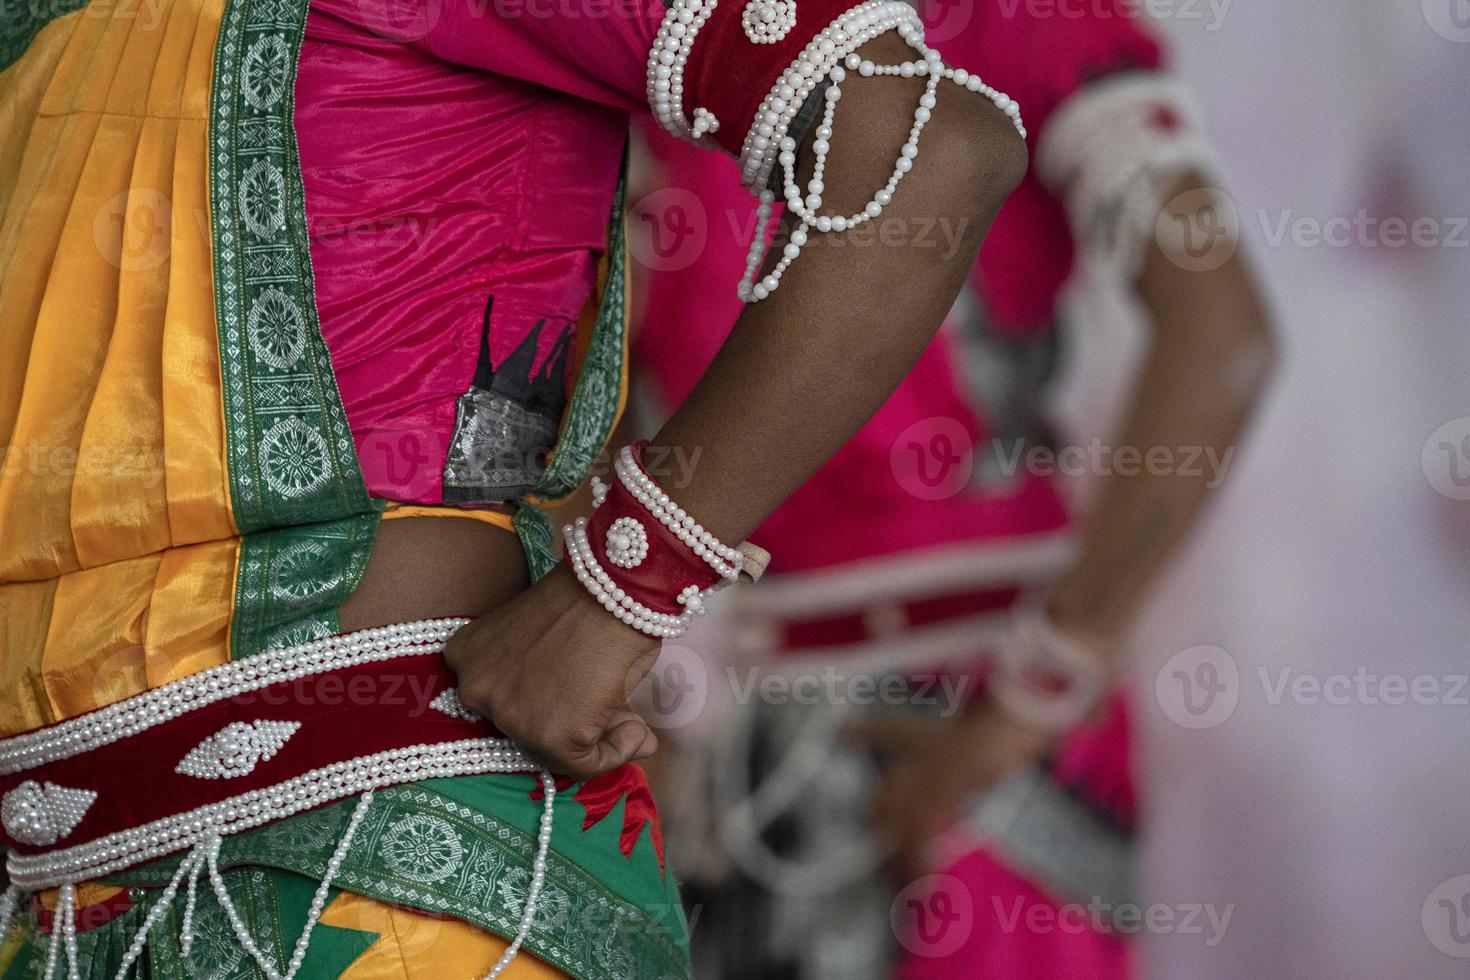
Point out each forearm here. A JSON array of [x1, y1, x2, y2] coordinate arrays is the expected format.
[[1046, 176, 1276, 644], [647, 33, 1026, 544]]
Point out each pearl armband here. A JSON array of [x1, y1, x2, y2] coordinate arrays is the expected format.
[[564, 443, 757, 640], [1037, 74, 1220, 281], [646, 0, 1026, 305]]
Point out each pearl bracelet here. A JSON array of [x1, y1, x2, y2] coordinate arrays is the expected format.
[[565, 444, 756, 641], [612, 446, 743, 581], [989, 609, 1110, 733], [565, 516, 712, 639]]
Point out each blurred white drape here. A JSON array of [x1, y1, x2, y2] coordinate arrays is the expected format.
[[1054, 3, 1470, 977]]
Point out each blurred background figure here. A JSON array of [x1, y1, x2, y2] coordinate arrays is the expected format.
[[622, 1, 1275, 978], [1134, 4, 1470, 979]]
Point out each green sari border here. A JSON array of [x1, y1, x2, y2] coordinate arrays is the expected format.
[[105, 782, 692, 979], [530, 152, 631, 503], [210, 0, 380, 653], [512, 153, 633, 579]]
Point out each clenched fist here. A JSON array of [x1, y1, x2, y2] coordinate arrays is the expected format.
[[443, 563, 662, 779]]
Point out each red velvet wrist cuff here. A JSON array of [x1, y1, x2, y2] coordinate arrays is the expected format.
[[585, 466, 724, 616]]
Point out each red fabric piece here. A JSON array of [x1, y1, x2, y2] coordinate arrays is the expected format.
[[582, 443, 723, 616], [777, 585, 1023, 650], [682, 0, 875, 158], [782, 611, 870, 650], [903, 586, 1023, 629], [0, 657, 505, 859], [531, 766, 666, 868]]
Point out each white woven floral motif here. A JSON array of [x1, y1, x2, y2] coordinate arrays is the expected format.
[[742, 0, 796, 43], [240, 33, 291, 111], [176, 720, 302, 780], [604, 516, 650, 569], [381, 813, 464, 883], [246, 286, 307, 371], [259, 416, 331, 498], [1, 780, 97, 847], [238, 158, 286, 240]]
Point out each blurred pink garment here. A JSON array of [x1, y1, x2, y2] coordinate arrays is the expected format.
[[898, 695, 1135, 980]]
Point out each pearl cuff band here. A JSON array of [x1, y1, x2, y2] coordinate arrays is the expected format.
[[566, 443, 761, 640]]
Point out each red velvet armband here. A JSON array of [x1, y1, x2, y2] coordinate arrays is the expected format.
[[645, 0, 1026, 305]]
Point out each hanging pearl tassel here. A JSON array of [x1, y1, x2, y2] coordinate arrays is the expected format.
[[110, 847, 204, 980], [179, 850, 204, 959], [82, 767, 552, 980], [0, 885, 21, 950], [282, 791, 374, 979], [201, 792, 373, 980], [736, 20, 1025, 304], [59, 882, 80, 980], [40, 882, 76, 980], [483, 771, 557, 980]]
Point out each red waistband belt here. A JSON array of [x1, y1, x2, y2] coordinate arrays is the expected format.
[[0, 618, 535, 890]]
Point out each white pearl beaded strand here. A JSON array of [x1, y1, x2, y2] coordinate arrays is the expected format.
[[612, 447, 743, 582], [483, 771, 557, 980], [732, 8, 1026, 303], [0, 885, 20, 952], [564, 517, 707, 640], [647, 0, 723, 144]]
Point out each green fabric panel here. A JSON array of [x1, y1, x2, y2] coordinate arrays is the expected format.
[[229, 511, 379, 657], [0, 867, 376, 979], [532, 153, 631, 502], [0, 0, 88, 72], [107, 776, 692, 979], [513, 503, 560, 584]]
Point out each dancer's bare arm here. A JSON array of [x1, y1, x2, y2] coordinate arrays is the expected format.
[[446, 31, 1028, 779]]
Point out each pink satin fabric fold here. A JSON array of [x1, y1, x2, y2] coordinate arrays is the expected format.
[[296, 0, 656, 502]]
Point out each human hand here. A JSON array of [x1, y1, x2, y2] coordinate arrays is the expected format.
[[851, 702, 1054, 883], [443, 564, 662, 779]]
